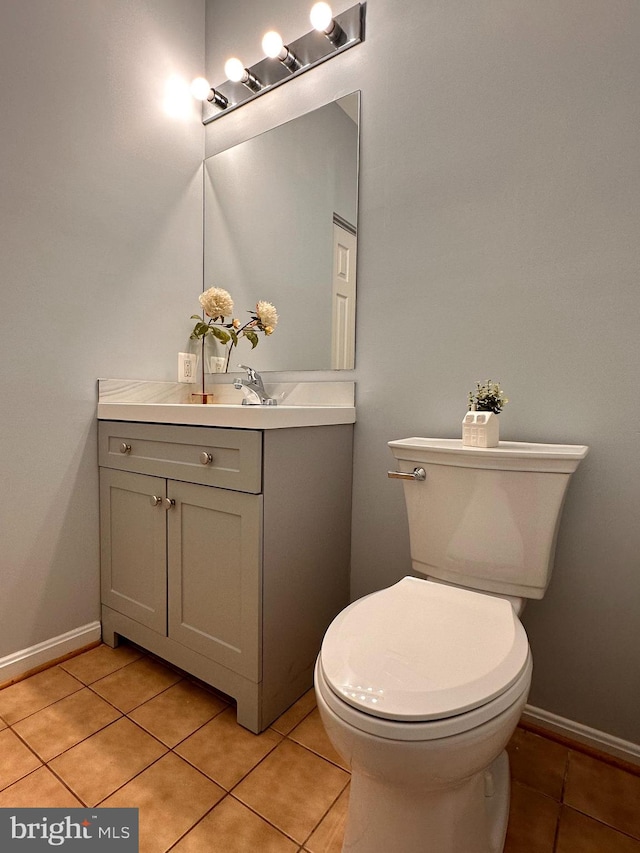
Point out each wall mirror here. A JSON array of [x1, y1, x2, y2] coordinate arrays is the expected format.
[[204, 91, 360, 372]]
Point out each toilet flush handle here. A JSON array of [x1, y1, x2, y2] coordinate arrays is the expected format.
[[387, 468, 426, 481]]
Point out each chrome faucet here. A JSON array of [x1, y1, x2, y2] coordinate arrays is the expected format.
[[233, 365, 278, 406]]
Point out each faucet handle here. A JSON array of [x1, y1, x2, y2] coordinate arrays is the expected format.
[[238, 364, 259, 383]]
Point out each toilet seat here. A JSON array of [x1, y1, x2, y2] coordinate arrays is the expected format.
[[316, 653, 532, 741], [319, 577, 530, 730]]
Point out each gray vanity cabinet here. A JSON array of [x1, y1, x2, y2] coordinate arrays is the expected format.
[[98, 419, 352, 733]]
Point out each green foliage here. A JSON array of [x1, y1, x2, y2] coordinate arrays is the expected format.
[[468, 381, 508, 414]]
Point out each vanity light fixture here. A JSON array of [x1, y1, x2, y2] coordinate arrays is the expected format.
[[261, 30, 302, 72], [194, 2, 365, 124], [190, 77, 229, 110], [224, 57, 264, 92], [310, 2, 346, 46]]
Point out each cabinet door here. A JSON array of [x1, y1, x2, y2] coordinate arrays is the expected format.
[[100, 468, 167, 634], [167, 481, 262, 681]]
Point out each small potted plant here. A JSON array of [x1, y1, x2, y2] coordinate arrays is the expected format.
[[462, 381, 508, 447]]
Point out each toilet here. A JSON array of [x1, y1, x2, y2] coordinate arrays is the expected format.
[[315, 436, 588, 853]]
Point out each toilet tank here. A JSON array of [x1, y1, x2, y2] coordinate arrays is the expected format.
[[388, 438, 588, 600]]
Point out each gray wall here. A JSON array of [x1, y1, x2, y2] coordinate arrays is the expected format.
[[204, 0, 640, 745], [0, 1, 204, 656]]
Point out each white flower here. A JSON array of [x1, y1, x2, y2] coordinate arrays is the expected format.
[[199, 287, 234, 318], [255, 300, 278, 330]]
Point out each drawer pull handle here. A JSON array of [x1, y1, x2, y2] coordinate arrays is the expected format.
[[150, 495, 162, 507], [163, 498, 176, 510], [387, 467, 426, 481], [119, 443, 132, 455], [200, 451, 213, 465]]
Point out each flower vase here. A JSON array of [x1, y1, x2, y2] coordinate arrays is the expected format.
[[189, 337, 215, 404], [462, 411, 499, 448]]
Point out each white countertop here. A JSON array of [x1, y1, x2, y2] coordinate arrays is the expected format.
[[97, 401, 356, 429]]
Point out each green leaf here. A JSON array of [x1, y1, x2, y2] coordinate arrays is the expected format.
[[190, 314, 202, 320], [209, 326, 231, 345], [229, 329, 238, 346], [244, 330, 259, 349], [191, 322, 210, 339]]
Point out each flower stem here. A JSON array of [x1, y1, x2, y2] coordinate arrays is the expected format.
[[201, 336, 205, 395]]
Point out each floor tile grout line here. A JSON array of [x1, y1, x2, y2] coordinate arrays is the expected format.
[[162, 794, 226, 853], [90, 750, 173, 809], [160, 790, 311, 853], [519, 720, 640, 779], [560, 747, 570, 804], [23, 717, 170, 808], [58, 651, 146, 684], [560, 804, 640, 844], [41, 762, 90, 808], [86, 670, 184, 712], [7, 708, 126, 765], [554, 741, 570, 853], [0, 671, 86, 727], [510, 780, 561, 804], [551, 800, 563, 852], [126, 697, 230, 751], [0, 647, 150, 727], [10, 705, 126, 766], [79, 650, 234, 724], [269, 694, 318, 737], [287, 733, 349, 773], [36, 719, 173, 808], [298, 776, 350, 850], [167, 722, 352, 847], [4, 720, 48, 761], [226, 791, 309, 847]]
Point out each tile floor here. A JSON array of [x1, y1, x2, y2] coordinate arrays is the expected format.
[[0, 642, 639, 852]]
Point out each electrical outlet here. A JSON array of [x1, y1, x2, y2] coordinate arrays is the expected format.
[[178, 352, 198, 383], [209, 356, 226, 374]]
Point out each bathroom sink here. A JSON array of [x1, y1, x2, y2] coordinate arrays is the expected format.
[[97, 400, 356, 429]]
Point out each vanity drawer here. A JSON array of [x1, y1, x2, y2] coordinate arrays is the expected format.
[[98, 421, 262, 493]]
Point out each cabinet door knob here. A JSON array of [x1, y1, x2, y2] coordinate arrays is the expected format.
[[150, 495, 162, 506], [163, 497, 176, 510], [120, 443, 132, 454], [200, 451, 213, 465]]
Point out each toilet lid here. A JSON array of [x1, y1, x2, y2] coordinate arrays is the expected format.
[[320, 577, 530, 721]]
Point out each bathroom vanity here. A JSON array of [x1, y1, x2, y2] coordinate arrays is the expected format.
[[97, 383, 354, 733]]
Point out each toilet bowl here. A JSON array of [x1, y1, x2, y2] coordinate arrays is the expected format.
[[314, 436, 587, 852], [315, 576, 533, 853]]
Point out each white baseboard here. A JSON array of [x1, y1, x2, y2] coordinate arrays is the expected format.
[[523, 704, 640, 768], [0, 622, 102, 684]]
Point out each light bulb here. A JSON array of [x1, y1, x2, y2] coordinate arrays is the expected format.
[[162, 75, 192, 119], [262, 30, 286, 60], [190, 77, 211, 101], [310, 2, 333, 32], [224, 57, 246, 83]]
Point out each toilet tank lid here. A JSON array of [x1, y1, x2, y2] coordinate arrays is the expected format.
[[320, 577, 530, 722], [389, 437, 588, 473]]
